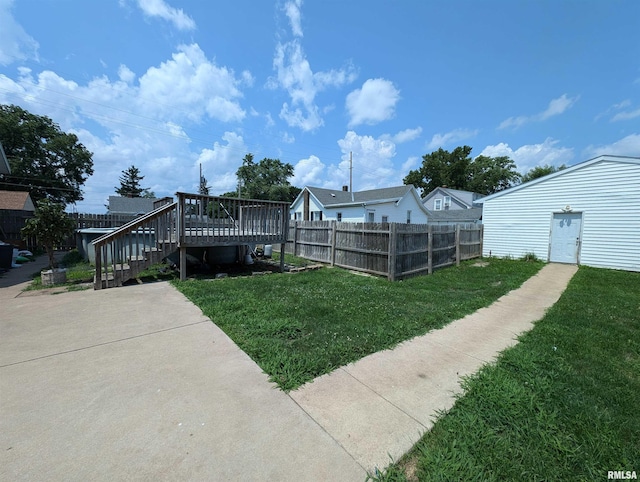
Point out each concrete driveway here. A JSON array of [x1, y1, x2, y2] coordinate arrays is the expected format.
[[1, 261, 577, 480], [0, 281, 366, 481]]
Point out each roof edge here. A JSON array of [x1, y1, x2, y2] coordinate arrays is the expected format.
[[477, 155, 640, 203]]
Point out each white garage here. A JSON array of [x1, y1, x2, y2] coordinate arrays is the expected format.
[[478, 155, 640, 272]]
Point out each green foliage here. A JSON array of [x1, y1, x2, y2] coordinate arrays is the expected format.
[[521, 164, 567, 183], [520, 252, 540, 262], [377, 267, 640, 481], [0, 104, 94, 204], [21, 199, 76, 269], [61, 248, 84, 266], [173, 259, 542, 391], [234, 153, 301, 202], [115, 165, 149, 198], [404, 146, 521, 196]]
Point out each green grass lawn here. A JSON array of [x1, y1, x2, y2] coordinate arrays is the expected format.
[[374, 266, 640, 481], [173, 258, 542, 391]]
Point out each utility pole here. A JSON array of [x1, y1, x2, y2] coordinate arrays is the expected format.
[[349, 151, 353, 192]]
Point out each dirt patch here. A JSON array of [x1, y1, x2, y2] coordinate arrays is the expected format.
[[398, 454, 420, 482]]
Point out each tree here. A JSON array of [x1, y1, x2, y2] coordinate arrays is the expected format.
[[521, 164, 567, 183], [0, 104, 94, 205], [115, 165, 149, 198], [233, 153, 301, 202], [21, 199, 76, 270], [199, 164, 210, 195], [403, 146, 521, 196], [466, 155, 521, 194]]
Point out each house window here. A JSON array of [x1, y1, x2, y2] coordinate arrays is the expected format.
[[311, 211, 323, 221], [443, 196, 451, 209], [434, 199, 442, 211], [406, 210, 411, 224], [337, 212, 342, 222], [367, 211, 375, 223], [382, 215, 389, 223]]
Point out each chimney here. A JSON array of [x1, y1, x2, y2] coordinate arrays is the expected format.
[[342, 185, 348, 192]]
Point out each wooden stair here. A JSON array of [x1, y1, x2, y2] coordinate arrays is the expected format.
[[93, 202, 178, 289]]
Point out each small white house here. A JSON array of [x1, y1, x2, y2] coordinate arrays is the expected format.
[[478, 155, 640, 272], [290, 185, 430, 224]]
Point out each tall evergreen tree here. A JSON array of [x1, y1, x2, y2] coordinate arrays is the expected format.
[[115, 165, 147, 198]]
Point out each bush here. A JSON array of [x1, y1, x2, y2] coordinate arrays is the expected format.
[[61, 249, 84, 267]]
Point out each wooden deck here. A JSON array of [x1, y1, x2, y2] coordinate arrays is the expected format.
[[92, 193, 290, 288]]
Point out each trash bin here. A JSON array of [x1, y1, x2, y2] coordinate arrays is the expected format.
[[0, 244, 14, 269]]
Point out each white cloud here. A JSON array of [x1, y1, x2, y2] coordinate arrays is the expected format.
[[284, 0, 303, 38], [0, 0, 39, 65], [392, 127, 422, 144], [138, 44, 246, 123], [346, 78, 400, 128], [118, 65, 136, 83], [611, 107, 640, 122], [401, 156, 420, 173], [480, 138, 574, 173], [426, 128, 478, 150], [583, 133, 640, 158], [270, 39, 356, 131], [337, 131, 399, 190], [499, 94, 579, 130], [269, 2, 357, 132], [197, 132, 247, 194], [0, 44, 251, 210], [135, 0, 196, 31], [1, 44, 247, 130], [292, 155, 326, 187], [594, 99, 631, 121]]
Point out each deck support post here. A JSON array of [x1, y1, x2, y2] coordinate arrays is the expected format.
[[280, 243, 286, 273], [180, 246, 187, 281]]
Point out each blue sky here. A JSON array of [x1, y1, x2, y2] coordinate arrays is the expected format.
[[1, 0, 639, 212]]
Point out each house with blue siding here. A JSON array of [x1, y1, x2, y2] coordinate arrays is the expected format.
[[290, 185, 430, 224], [478, 155, 640, 272]]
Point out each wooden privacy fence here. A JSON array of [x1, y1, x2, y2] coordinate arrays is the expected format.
[[286, 221, 483, 281]]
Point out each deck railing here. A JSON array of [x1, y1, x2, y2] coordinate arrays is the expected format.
[[92, 202, 178, 289], [91, 193, 290, 288], [176, 192, 290, 247]]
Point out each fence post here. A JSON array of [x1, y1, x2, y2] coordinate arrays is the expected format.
[[293, 221, 298, 256], [330, 220, 337, 266], [479, 224, 484, 258], [427, 224, 433, 274], [388, 222, 397, 281], [280, 243, 286, 272], [456, 223, 461, 267]]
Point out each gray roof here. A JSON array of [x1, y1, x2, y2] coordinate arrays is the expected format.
[[107, 196, 157, 215], [306, 185, 414, 207], [426, 207, 483, 223], [422, 187, 484, 208]]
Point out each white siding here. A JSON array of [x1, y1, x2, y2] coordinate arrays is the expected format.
[[324, 206, 365, 222], [290, 195, 324, 220], [482, 159, 640, 271]]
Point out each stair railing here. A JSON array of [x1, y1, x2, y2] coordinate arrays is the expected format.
[[92, 202, 178, 289]]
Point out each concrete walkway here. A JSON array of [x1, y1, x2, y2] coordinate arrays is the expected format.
[[0, 281, 365, 481], [290, 263, 578, 473], [0, 262, 577, 480]]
